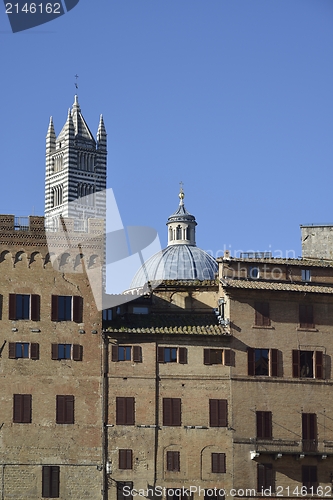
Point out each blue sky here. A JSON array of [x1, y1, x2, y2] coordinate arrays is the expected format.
[[0, 0, 332, 258]]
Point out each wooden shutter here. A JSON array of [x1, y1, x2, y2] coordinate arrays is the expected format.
[[56, 395, 65, 424], [50, 466, 60, 498], [42, 466, 51, 498], [218, 399, 227, 427], [65, 395, 74, 424], [158, 347, 164, 363], [13, 394, 31, 423], [112, 345, 119, 362], [209, 399, 227, 427], [73, 344, 83, 361], [210, 399, 218, 427], [224, 349, 232, 366], [258, 463, 273, 491], [125, 450, 132, 469], [167, 451, 180, 471], [300, 305, 314, 328], [22, 394, 32, 423], [9, 294, 16, 320], [13, 394, 22, 423], [255, 302, 270, 327], [9, 342, 16, 359], [292, 350, 300, 377], [302, 413, 317, 440], [133, 346, 142, 363], [212, 453, 226, 473], [119, 449, 132, 469], [248, 348, 255, 376], [172, 398, 181, 426], [270, 349, 278, 377], [51, 295, 58, 321], [51, 344, 59, 360], [315, 351, 323, 379], [178, 347, 187, 364], [126, 397, 135, 425], [204, 349, 211, 365], [116, 397, 126, 425], [163, 398, 172, 426], [30, 294, 40, 321], [257, 411, 272, 439], [30, 343, 39, 360], [73, 296, 83, 323]]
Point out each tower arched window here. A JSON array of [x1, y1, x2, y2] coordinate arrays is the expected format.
[[176, 225, 182, 240], [169, 227, 173, 241]]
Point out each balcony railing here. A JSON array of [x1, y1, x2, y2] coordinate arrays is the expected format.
[[235, 438, 333, 457]]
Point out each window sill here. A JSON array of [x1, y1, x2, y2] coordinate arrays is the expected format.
[[252, 325, 274, 330], [297, 327, 318, 332]]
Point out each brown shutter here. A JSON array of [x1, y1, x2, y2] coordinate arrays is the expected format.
[[73, 296, 83, 323], [126, 397, 135, 425], [174, 451, 180, 471], [119, 449, 126, 469], [172, 398, 181, 426], [257, 411, 263, 438], [265, 412, 272, 439], [315, 351, 323, 379], [292, 350, 300, 377], [126, 449, 132, 469], [65, 395, 74, 424], [218, 399, 227, 427], [204, 349, 211, 365], [167, 451, 173, 471], [224, 349, 231, 366], [51, 344, 59, 360], [42, 466, 51, 498], [257, 463, 265, 491], [73, 344, 83, 361], [212, 453, 219, 473], [248, 347, 255, 376], [13, 394, 22, 423], [265, 464, 274, 490], [119, 449, 132, 469], [9, 294, 16, 320], [51, 295, 58, 321], [271, 349, 278, 377], [56, 395, 65, 424], [30, 343, 39, 360], [133, 346, 142, 363], [30, 294, 40, 321], [9, 342, 16, 359], [209, 399, 218, 427], [50, 466, 60, 497], [22, 394, 32, 423], [112, 345, 119, 362], [116, 397, 126, 425], [178, 347, 187, 364], [255, 303, 263, 326], [158, 346, 164, 363], [163, 398, 172, 426]]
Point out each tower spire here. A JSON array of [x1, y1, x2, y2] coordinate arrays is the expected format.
[[166, 186, 197, 246], [97, 114, 107, 150], [46, 117, 56, 153]]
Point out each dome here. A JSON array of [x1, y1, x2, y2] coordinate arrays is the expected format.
[[130, 244, 217, 288]]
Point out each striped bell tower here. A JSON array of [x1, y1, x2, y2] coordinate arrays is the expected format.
[[44, 95, 107, 230]]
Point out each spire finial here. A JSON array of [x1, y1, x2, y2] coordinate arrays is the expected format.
[[179, 181, 185, 205]]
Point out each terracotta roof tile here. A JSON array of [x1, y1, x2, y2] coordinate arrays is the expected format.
[[221, 278, 333, 294]]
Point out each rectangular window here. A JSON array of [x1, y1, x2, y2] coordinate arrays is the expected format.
[[56, 395, 74, 424], [51, 295, 83, 322], [119, 449, 133, 470], [112, 345, 142, 363], [204, 349, 222, 365], [302, 413, 317, 452], [299, 305, 314, 329], [8, 342, 39, 360], [102, 308, 113, 321], [133, 306, 149, 314], [158, 347, 187, 364], [254, 302, 270, 327], [116, 397, 135, 425], [163, 398, 181, 426], [248, 348, 279, 377], [302, 466, 318, 491], [211, 453, 226, 473], [117, 482, 133, 500], [204, 490, 224, 500], [301, 269, 311, 282], [167, 451, 180, 471], [249, 266, 259, 279], [209, 399, 228, 427], [292, 350, 323, 379], [256, 411, 272, 439], [13, 394, 32, 423], [42, 466, 60, 498], [8, 294, 40, 321], [257, 463, 274, 492], [51, 344, 83, 361]]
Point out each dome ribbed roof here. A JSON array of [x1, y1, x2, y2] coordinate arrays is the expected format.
[[130, 244, 217, 288]]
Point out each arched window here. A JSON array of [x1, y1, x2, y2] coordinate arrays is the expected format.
[[176, 225, 182, 240], [169, 227, 173, 241]]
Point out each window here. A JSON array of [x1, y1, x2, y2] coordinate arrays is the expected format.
[[52, 344, 83, 361], [299, 305, 314, 329], [209, 399, 228, 427], [119, 449, 133, 470], [256, 411, 272, 439], [166, 451, 180, 471], [56, 395, 74, 424], [292, 350, 323, 379], [204, 490, 224, 500], [116, 397, 135, 425], [133, 306, 149, 314], [204, 349, 233, 366], [117, 482, 133, 500], [257, 463, 274, 492], [211, 453, 226, 473], [302, 466, 318, 491], [248, 266, 259, 279], [42, 466, 60, 498], [158, 347, 187, 364], [301, 269, 311, 282], [302, 413, 317, 452], [112, 345, 142, 363], [8, 294, 40, 321], [51, 295, 83, 322], [248, 348, 279, 376], [9, 342, 39, 360], [13, 394, 32, 423], [163, 398, 181, 426], [102, 308, 112, 321], [254, 302, 270, 327]]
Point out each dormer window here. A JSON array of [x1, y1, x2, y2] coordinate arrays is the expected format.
[[248, 266, 259, 279], [301, 269, 311, 282]]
